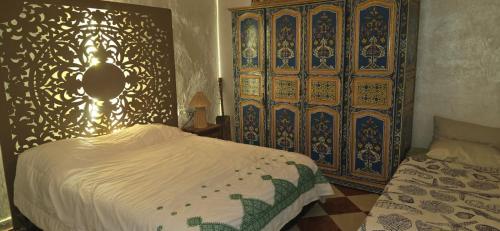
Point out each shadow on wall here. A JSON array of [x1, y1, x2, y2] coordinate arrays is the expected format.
[[105, 0, 220, 127], [413, 0, 500, 148]]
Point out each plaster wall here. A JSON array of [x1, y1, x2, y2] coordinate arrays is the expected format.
[[413, 0, 500, 147], [106, 0, 220, 126], [218, 0, 252, 140]]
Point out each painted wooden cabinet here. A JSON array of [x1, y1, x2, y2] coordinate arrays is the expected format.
[[232, 0, 420, 192]]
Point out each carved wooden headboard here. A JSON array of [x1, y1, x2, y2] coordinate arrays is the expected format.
[[0, 0, 177, 223]]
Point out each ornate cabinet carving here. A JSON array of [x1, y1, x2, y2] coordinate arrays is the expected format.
[[232, 0, 420, 192]]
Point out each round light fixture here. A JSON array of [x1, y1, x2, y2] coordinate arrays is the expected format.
[[82, 63, 125, 100]]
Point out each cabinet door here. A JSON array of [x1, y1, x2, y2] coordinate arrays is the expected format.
[[350, 111, 390, 181], [238, 12, 264, 72], [306, 107, 341, 172], [353, 0, 396, 76], [234, 10, 266, 146], [346, 0, 397, 182], [271, 104, 300, 152], [240, 101, 265, 146], [304, 2, 345, 175], [271, 8, 301, 75], [268, 7, 302, 152]]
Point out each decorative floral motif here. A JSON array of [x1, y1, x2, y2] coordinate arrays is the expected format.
[[0, 1, 176, 154], [441, 167, 468, 177], [240, 76, 260, 98], [310, 10, 337, 70], [274, 108, 297, 152], [240, 17, 260, 69], [438, 177, 466, 188], [398, 195, 415, 204], [353, 79, 391, 109], [275, 14, 297, 69], [273, 77, 299, 102], [467, 180, 499, 191], [358, 6, 391, 70], [430, 190, 457, 202], [308, 78, 340, 105], [455, 212, 475, 220], [475, 224, 500, 231], [241, 104, 262, 145], [377, 214, 412, 231], [309, 111, 335, 166], [363, 157, 500, 230], [398, 185, 427, 196], [354, 116, 385, 175], [420, 200, 454, 214]]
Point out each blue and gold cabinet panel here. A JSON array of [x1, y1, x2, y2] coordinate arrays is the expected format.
[[306, 107, 341, 172], [349, 111, 391, 181], [240, 75, 263, 100], [271, 9, 301, 75], [307, 5, 343, 75], [239, 101, 265, 146], [271, 104, 300, 152], [352, 77, 393, 109], [307, 76, 341, 106], [272, 76, 300, 103], [353, 0, 396, 76], [237, 12, 264, 72]]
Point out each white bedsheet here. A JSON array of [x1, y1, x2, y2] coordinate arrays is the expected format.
[[14, 124, 333, 231]]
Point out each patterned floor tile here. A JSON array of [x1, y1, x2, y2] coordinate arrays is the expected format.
[[334, 185, 371, 196], [330, 212, 367, 231], [303, 203, 328, 218], [319, 197, 362, 215], [328, 184, 345, 198], [297, 216, 341, 231], [283, 184, 380, 231], [347, 194, 380, 212]]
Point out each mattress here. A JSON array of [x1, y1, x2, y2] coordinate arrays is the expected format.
[[14, 124, 333, 231], [360, 155, 500, 231]]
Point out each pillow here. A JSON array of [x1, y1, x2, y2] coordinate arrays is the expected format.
[[434, 116, 500, 149], [427, 138, 500, 168]]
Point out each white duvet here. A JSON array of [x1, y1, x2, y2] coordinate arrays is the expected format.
[[14, 124, 333, 231]]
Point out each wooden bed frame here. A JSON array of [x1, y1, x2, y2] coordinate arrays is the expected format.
[[0, 0, 177, 228]]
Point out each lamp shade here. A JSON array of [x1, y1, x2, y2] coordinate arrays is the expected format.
[[189, 91, 210, 108]]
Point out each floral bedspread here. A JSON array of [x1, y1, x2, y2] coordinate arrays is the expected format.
[[360, 155, 500, 231]]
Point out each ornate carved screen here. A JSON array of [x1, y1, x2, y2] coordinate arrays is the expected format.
[[0, 0, 177, 225]]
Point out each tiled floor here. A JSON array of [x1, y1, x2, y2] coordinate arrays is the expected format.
[[284, 184, 380, 231]]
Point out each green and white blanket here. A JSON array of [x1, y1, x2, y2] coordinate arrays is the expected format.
[[14, 124, 333, 231]]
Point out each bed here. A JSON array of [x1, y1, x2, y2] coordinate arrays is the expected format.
[[0, 1, 333, 229], [14, 124, 333, 230], [361, 117, 500, 230]]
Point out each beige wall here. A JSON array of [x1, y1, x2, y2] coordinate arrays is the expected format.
[[413, 0, 500, 148], [106, 0, 220, 126], [218, 0, 252, 140]]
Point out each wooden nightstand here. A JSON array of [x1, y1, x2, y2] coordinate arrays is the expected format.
[[182, 123, 223, 139]]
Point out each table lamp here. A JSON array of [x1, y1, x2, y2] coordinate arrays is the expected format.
[[189, 91, 210, 128]]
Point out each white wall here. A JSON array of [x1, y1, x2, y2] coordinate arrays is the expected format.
[[412, 0, 500, 147]]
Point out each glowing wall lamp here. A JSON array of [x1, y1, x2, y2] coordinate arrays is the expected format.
[[189, 92, 210, 128]]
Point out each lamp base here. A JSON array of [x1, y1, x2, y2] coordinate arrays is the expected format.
[[193, 107, 208, 128]]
